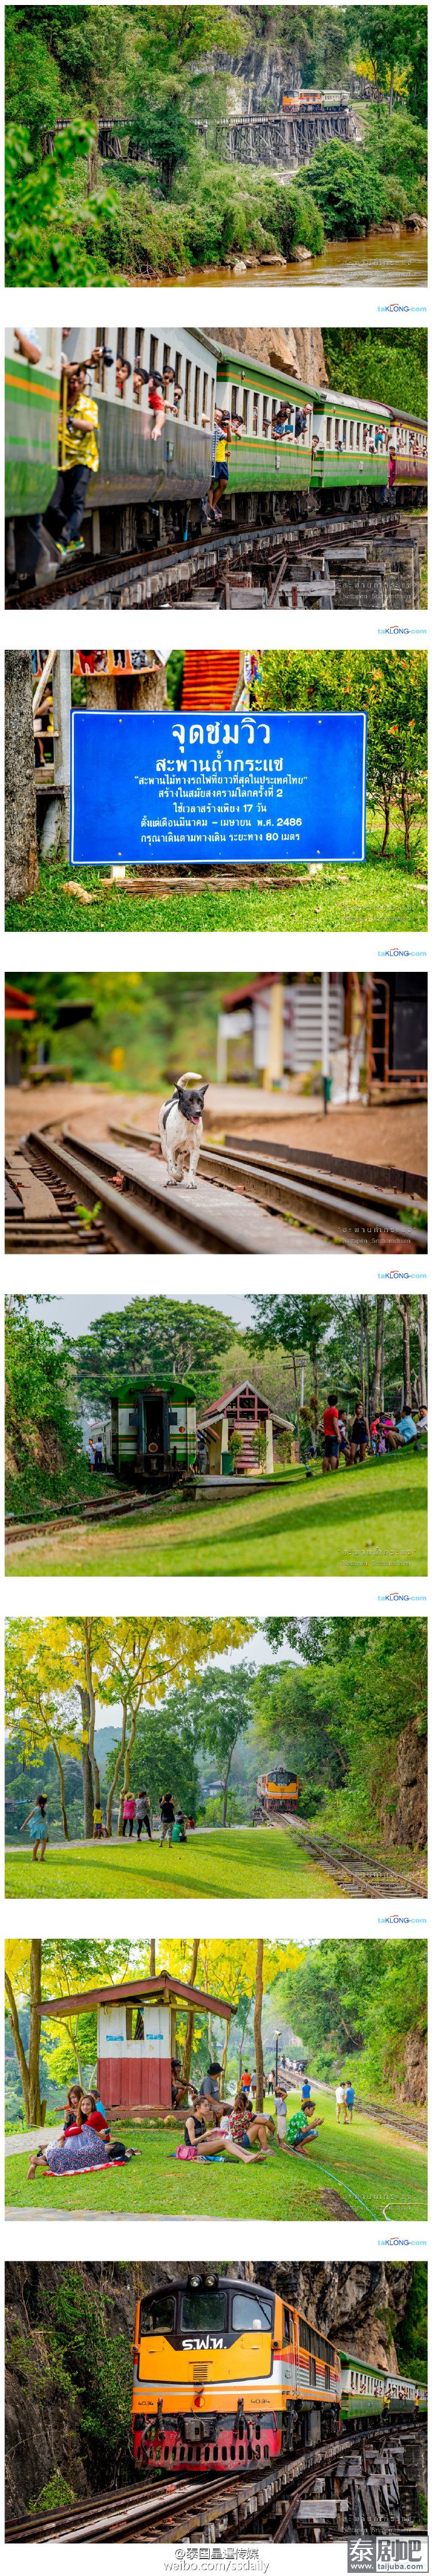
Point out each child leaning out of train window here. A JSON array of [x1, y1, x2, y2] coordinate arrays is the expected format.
[[140, 371, 166, 440]]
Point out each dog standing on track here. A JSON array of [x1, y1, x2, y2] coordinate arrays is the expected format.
[[159, 1073, 208, 1190]]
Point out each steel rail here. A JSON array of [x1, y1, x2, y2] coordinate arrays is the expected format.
[[108, 1120, 427, 1251], [2, 2433, 369, 2545], [17, 1128, 269, 1256], [6, 2428, 419, 2546]]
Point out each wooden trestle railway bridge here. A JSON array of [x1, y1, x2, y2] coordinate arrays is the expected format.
[[41, 100, 357, 166]]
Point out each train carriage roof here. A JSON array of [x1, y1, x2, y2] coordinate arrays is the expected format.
[[110, 1376, 195, 1402], [197, 339, 424, 426], [388, 407, 427, 430]]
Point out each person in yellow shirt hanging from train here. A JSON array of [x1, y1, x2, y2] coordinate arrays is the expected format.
[[45, 360, 100, 560]]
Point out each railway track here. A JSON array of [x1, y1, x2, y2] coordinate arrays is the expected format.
[[110, 1117, 427, 1252], [9, 503, 421, 611], [6, 1122, 427, 1255], [5, 2428, 418, 2544], [279, 1811, 426, 1899]]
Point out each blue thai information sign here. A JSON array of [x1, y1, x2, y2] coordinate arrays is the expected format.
[[70, 709, 367, 867]]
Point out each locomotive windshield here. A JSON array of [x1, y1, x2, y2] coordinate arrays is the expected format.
[[139, 2293, 176, 2338], [180, 2288, 227, 2333], [232, 2292, 274, 2332]]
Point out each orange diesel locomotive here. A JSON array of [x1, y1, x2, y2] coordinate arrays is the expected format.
[[132, 2276, 341, 2473], [257, 1767, 299, 1815]]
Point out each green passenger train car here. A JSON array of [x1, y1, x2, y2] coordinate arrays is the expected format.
[[340, 2351, 428, 2420], [5, 321, 427, 581], [5, 328, 61, 517]]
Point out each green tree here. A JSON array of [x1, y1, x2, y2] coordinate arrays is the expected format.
[[5, 1300, 88, 1515], [248, 1296, 336, 1422], [182, 1664, 257, 1827], [4, 1622, 83, 1841], [255, 650, 427, 861], [322, 328, 427, 422], [73, 1296, 239, 1416], [298, 139, 383, 237], [128, 88, 192, 194]]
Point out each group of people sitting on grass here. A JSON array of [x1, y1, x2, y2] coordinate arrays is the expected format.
[[27, 2084, 136, 2183], [26, 2060, 328, 2185], [177, 2061, 324, 2164], [317, 1394, 428, 1475]]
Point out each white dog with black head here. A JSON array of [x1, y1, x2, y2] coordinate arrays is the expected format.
[[159, 1073, 208, 1190]]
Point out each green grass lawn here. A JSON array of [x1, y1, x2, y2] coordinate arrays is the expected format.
[[5, 2095, 426, 2225], [4, 1826, 341, 1903], [7, 1453, 426, 1580], [4, 831, 427, 937]]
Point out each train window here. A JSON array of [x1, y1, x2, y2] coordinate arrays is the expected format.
[[185, 360, 192, 421], [349, 422, 353, 448], [262, 398, 269, 432], [139, 2293, 176, 2340], [202, 371, 208, 422], [232, 2294, 273, 2333], [326, 417, 332, 444], [284, 2311, 295, 2346], [232, 386, 239, 416], [117, 327, 126, 360], [150, 336, 158, 373], [253, 391, 259, 435], [310, 2358, 316, 2388], [356, 422, 361, 447], [243, 390, 249, 428], [193, 367, 201, 425], [163, 343, 171, 374], [181, 2288, 226, 2332]]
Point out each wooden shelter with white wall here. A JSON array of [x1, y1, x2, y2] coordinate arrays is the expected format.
[[38, 1971, 236, 2118]]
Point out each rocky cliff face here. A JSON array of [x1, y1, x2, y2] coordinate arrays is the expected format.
[[378, 1720, 428, 1851], [400, 2028, 427, 2105], [214, 325, 327, 387], [5, 2260, 414, 2518], [225, 46, 304, 114]]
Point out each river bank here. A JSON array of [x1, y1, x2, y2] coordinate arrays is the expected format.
[[128, 228, 427, 291]]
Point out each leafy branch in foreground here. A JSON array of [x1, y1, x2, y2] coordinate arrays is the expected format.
[[5, 119, 126, 283]]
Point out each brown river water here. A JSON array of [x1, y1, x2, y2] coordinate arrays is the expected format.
[[128, 231, 427, 291]]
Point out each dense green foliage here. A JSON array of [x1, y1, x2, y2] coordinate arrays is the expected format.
[[5, 1302, 93, 1518], [5, 119, 123, 284], [322, 326, 427, 418], [396, 2265, 428, 2383], [255, 652, 427, 862], [73, 1294, 235, 1415], [298, 140, 383, 236], [274, 1937, 426, 2094], [255, 1617, 426, 1851], [13, 969, 236, 1089], [5, 5, 426, 280]]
